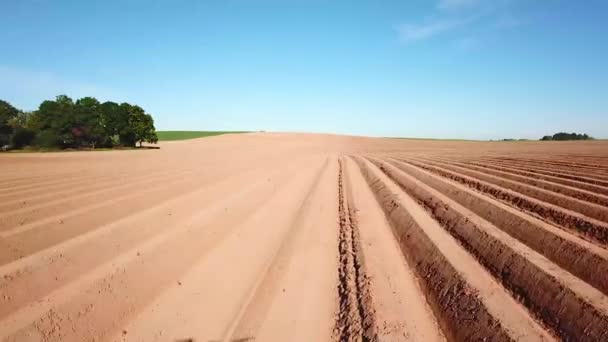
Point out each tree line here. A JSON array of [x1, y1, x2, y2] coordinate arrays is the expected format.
[[540, 132, 594, 141], [0, 95, 157, 150]]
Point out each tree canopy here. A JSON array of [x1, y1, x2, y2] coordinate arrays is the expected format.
[[128, 106, 158, 147], [0, 96, 158, 150], [540, 132, 594, 141], [0, 100, 20, 145]]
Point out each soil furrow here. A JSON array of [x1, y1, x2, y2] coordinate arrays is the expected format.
[[0, 171, 95, 191], [353, 156, 549, 342], [407, 157, 608, 223], [371, 157, 608, 341], [503, 157, 608, 172], [0, 158, 321, 341], [104, 157, 330, 342], [0, 163, 294, 327], [0, 162, 173, 193], [396, 157, 608, 246], [0, 167, 193, 214], [2, 133, 608, 341], [0, 168, 195, 230], [475, 158, 608, 185], [343, 156, 445, 341], [456, 159, 608, 196], [333, 158, 378, 342], [0, 165, 266, 265], [384, 157, 608, 296], [226, 158, 338, 342], [0, 155, 320, 299], [419, 156, 608, 206], [477, 157, 608, 173]]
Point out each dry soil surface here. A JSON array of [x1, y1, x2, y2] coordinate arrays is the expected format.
[[1, 133, 608, 341]]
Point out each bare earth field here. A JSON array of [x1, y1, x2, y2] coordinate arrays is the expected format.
[[1, 133, 608, 341]]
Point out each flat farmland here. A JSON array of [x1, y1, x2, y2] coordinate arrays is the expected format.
[[1, 133, 608, 341]]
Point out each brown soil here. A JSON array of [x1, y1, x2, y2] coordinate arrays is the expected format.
[[1, 133, 608, 341]]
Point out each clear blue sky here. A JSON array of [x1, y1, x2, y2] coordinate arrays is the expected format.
[[1, 0, 607, 139]]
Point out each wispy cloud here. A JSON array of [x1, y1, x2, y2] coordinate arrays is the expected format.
[[397, 18, 469, 42], [397, 0, 522, 44]]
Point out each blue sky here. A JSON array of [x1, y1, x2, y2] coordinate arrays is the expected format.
[[1, 0, 607, 139]]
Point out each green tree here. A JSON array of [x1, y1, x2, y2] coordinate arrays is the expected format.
[[540, 132, 593, 141], [100, 101, 120, 138], [0, 100, 20, 145], [7, 110, 37, 147], [101, 101, 138, 146], [3, 94, 159, 150], [11, 127, 36, 148], [128, 106, 157, 147], [118, 103, 136, 146], [36, 95, 76, 147], [74, 96, 106, 148], [7, 111, 29, 129], [25, 110, 43, 133]]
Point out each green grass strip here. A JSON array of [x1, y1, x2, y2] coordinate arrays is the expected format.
[[156, 131, 248, 141]]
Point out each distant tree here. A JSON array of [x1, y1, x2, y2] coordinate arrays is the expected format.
[[5, 111, 38, 148], [128, 106, 157, 147], [11, 127, 36, 148], [100, 101, 122, 140], [74, 96, 106, 148], [0, 100, 20, 145], [33, 130, 60, 148], [36, 95, 76, 147], [2, 94, 158, 151], [25, 110, 43, 131], [554, 132, 573, 140], [541, 132, 593, 141], [149, 130, 158, 144], [118, 103, 136, 146], [7, 111, 29, 129], [141, 114, 158, 145]]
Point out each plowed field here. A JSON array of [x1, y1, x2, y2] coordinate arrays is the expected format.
[[1, 133, 608, 341]]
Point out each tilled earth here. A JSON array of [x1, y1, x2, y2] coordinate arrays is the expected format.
[[1, 133, 608, 341]]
